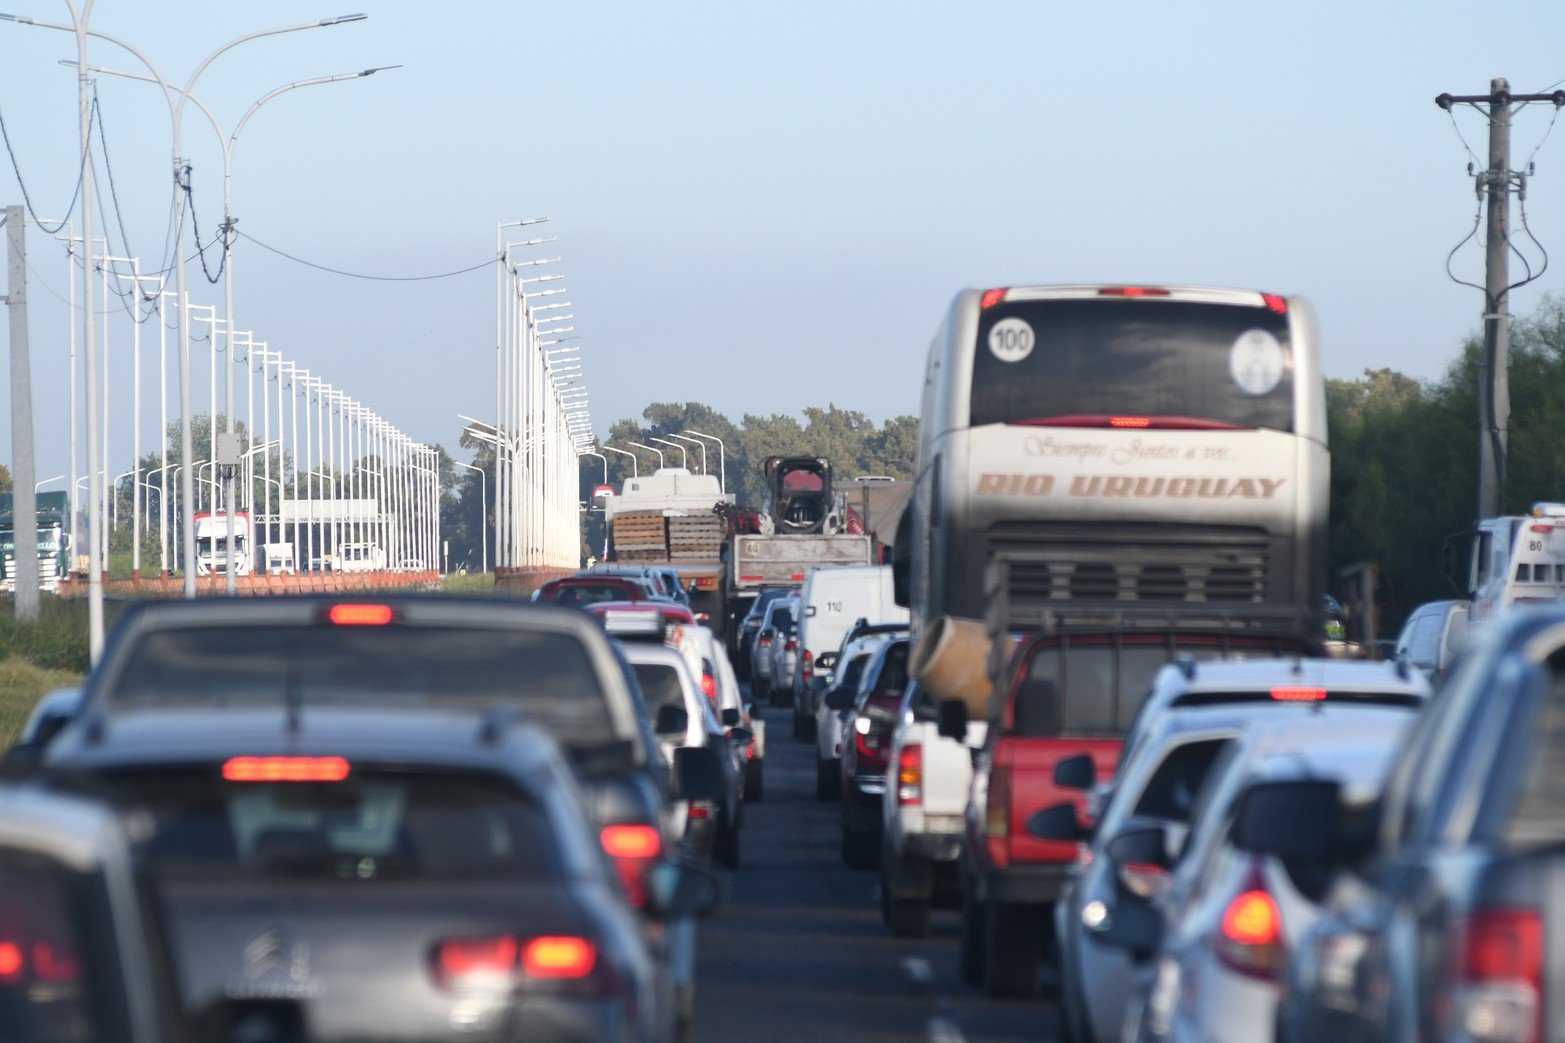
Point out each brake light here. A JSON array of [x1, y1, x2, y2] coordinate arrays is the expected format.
[[897, 743, 923, 806], [1098, 286, 1171, 298], [435, 936, 518, 987], [1531, 524, 1553, 534], [1270, 686, 1327, 702], [802, 650, 814, 680], [327, 603, 395, 626], [980, 287, 1009, 309], [1214, 875, 1283, 981], [222, 756, 351, 782], [1456, 909, 1543, 1043], [600, 824, 662, 908], [758, 634, 772, 649], [0, 942, 21, 983], [600, 824, 662, 860], [432, 935, 598, 988], [30, 942, 79, 982], [687, 801, 712, 820], [785, 636, 798, 653], [1110, 416, 1151, 428], [700, 672, 718, 701], [1261, 292, 1288, 314], [522, 937, 598, 979]]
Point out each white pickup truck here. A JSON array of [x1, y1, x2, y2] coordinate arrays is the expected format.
[[878, 680, 987, 937]]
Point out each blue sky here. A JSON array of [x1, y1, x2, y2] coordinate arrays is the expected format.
[[2, 0, 1564, 479]]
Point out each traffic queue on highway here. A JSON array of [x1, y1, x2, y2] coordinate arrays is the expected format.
[[0, 589, 763, 1043]]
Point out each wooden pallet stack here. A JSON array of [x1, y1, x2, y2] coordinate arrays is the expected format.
[[667, 512, 725, 561], [612, 510, 669, 562]]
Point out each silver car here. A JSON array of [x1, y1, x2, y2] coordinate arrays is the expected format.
[[1124, 716, 1413, 1043]]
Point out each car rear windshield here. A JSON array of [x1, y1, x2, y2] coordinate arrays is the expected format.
[[631, 663, 686, 717], [970, 298, 1294, 431], [770, 607, 794, 630], [107, 625, 614, 747], [116, 771, 564, 883], [1010, 635, 1302, 737], [547, 583, 631, 606]]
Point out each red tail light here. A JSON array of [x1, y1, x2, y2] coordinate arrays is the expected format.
[[0, 937, 80, 986], [434, 936, 518, 987], [802, 650, 814, 680], [600, 824, 662, 908], [980, 287, 1009, 309], [758, 634, 772, 649], [1098, 286, 1170, 298], [1270, 686, 1327, 702], [222, 756, 351, 782], [897, 743, 923, 806], [1456, 909, 1543, 1043], [522, 937, 598, 980], [1110, 416, 1151, 428], [985, 761, 1012, 867], [1261, 292, 1288, 314], [327, 603, 395, 626], [785, 636, 798, 653], [700, 672, 718, 701], [1214, 872, 1283, 981], [432, 934, 597, 988], [687, 801, 712, 820]]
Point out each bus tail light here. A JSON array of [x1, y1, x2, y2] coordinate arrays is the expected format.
[[1110, 416, 1151, 428], [1261, 292, 1288, 313], [980, 287, 1008, 309]]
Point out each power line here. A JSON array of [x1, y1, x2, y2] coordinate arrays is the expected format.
[[237, 229, 498, 281], [0, 95, 91, 234]]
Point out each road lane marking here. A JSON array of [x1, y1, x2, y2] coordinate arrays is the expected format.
[[901, 956, 935, 987], [928, 1016, 966, 1043]]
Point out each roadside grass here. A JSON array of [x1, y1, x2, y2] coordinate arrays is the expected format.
[[438, 572, 504, 595], [0, 657, 83, 747], [0, 598, 92, 673]]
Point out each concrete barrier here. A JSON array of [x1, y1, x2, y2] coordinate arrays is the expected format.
[[56, 569, 443, 599]]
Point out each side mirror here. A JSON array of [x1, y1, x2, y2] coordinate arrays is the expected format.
[[1232, 780, 1342, 863], [824, 687, 854, 712], [655, 704, 689, 736], [673, 746, 726, 802], [644, 860, 725, 921], [1053, 753, 1097, 792], [807, 676, 830, 693], [721, 708, 741, 727], [936, 700, 968, 742], [1026, 802, 1086, 842], [1105, 825, 1176, 869], [891, 505, 912, 608], [1094, 901, 1164, 961]]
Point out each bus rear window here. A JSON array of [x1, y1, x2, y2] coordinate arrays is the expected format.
[[970, 299, 1294, 432]]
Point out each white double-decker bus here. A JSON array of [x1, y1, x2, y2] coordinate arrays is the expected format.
[[896, 284, 1329, 635]]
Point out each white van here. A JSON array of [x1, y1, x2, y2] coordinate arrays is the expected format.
[[791, 565, 908, 709]]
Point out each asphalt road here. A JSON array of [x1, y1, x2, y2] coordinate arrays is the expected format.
[[692, 703, 1059, 1042]]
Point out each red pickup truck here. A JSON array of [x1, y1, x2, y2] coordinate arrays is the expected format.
[[944, 621, 1311, 998]]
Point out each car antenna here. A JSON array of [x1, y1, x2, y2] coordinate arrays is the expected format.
[[285, 647, 302, 736]]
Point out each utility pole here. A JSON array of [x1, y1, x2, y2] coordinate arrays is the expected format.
[[1437, 81, 1565, 519], [4, 206, 39, 621]]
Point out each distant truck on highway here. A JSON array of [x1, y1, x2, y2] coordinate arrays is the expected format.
[[192, 512, 253, 577], [604, 467, 735, 618], [1467, 501, 1565, 620], [0, 491, 69, 592]]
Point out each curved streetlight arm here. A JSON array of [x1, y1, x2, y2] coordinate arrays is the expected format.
[[579, 451, 609, 486], [649, 438, 686, 469], [602, 445, 639, 478], [230, 65, 399, 157], [682, 431, 727, 495], [628, 442, 664, 469], [665, 433, 707, 476]]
